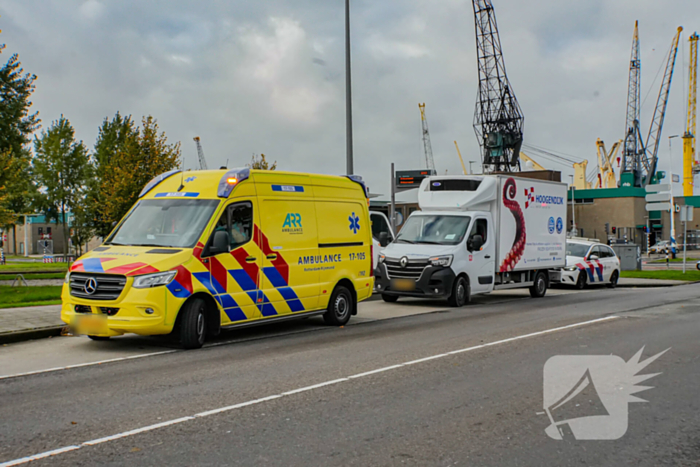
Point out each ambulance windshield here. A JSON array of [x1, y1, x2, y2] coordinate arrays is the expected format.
[[106, 199, 220, 248], [395, 215, 471, 246]]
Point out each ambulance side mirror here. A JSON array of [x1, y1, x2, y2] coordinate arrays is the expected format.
[[207, 230, 230, 256]]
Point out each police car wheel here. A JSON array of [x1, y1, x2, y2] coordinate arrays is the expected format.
[[180, 298, 207, 350], [575, 271, 587, 290], [381, 293, 399, 303], [447, 276, 470, 307], [529, 271, 548, 298], [323, 286, 353, 326], [608, 270, 619, 289], [88, 335, 110, 341]]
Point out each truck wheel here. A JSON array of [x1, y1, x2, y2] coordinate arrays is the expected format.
[[575, 271, 587, 290], [530, 271, 548, 298], [608, 270, 619, 288], [381, 294, 399, 303], [323, 285, 353, 326], [448, 276, 470, 307], [180, 298, 207, 349]]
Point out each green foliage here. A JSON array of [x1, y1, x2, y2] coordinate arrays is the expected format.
[[248, 153, 277, 170], [620, 270, 700, 281], [0, 261, 68, 272], [0, 38, 40, 219], [98, 115, 180, 234], [32, 116, 91, 256], [0, 285, 62, 307]]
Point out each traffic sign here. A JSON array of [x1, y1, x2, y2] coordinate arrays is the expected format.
[[645, 202, 672, 212], [645, 192, 672, 203], [645, 184, 671, 193], [681, 205, 694, 222]]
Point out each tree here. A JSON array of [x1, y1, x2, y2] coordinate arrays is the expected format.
[[248, 153, 277, 170], [89, 112, 138, 237], [33, 116, 90, 257], [0, 33, 41, 249], [99, 116, 180, 231]]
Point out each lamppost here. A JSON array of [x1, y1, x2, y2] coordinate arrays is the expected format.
[[669, 135, 679, 257], [569, 175, 577, 237], [345, 0, 354, 175]]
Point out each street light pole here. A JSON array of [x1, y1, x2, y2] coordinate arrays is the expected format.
[[668, 135, 679, 257], [345, 0, 354, 175]]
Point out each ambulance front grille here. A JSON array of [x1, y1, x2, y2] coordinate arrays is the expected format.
[[70, 273, 127, 301], [384, 258, 428, 281]]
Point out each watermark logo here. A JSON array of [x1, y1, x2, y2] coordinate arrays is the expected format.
[[543, 347, 668, 440]]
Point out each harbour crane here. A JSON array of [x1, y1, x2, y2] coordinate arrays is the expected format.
[[471, 0, 524, 173], [683, 32, 698, 196], [454, 141, 468, 175], [594, 139, 622, 189], [193, 137, 208, 170], [418, 103, 437, 173], [619, 25, 682, 187]]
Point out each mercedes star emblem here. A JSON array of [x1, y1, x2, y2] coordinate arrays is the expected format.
[[84, 277, 98, 295], [400, 256, 409, 269]]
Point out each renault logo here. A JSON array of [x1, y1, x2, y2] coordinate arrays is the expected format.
[[400, 256, 409, 268], [84, 277, 98, 295]]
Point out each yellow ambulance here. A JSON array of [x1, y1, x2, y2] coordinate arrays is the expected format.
[[62, 169, 374, 348]]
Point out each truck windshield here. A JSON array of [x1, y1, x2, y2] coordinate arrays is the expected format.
[[395, 215, 471, 245], [566, 243, 590, 257], [106, 199, 220, 248]]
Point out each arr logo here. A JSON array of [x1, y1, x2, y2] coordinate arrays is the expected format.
[[282, 213, 303, 234]]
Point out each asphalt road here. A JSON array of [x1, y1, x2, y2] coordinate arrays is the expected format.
[[1, 284, 699, 466]]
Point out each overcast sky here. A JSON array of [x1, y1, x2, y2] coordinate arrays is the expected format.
[[1, 0, 698, 197]]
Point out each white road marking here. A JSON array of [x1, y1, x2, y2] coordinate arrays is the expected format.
[[0, 350, 178, 381], [0, 315, 620, 467]]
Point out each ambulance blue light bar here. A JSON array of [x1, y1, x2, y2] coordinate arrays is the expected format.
[[217, 168, 251, 198], [346, 175, 369, 198], [139, 169, 182, 198]]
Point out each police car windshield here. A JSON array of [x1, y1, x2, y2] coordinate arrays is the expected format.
[[106, 199, 220, 248], [396, 215, 471, 245], [566, 242, 590, 258]]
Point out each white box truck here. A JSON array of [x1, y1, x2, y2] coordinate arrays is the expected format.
[[374, 175, 567, 306]]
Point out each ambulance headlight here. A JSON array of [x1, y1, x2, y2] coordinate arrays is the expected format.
[[64, 271, 71, 283], [563, 266, 578, 271], [132, 271, 177, 289], [429, 255, 453, 267]]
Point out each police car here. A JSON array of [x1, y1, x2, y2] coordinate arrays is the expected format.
[[550, 239, 621, 289]]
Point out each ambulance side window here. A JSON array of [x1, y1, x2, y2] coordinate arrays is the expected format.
[[213, 202, 253, 252]]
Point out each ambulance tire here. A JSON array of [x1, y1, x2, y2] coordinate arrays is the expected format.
[[180, 298, 207, 350], [529, 271, 548, 298], [88, 335, 110, 341], [447, 276, 470, 308], [381, 294, 399, 303], [324, 285, 353, 326], [575, 271, 587, 290], [608, 270, 619, 288]]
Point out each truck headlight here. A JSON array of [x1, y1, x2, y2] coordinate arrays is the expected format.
[[563, 266, 578, 271], [378, 254, 386, 264], [429, 255, 453, 267], [132, 271, 177, 289]]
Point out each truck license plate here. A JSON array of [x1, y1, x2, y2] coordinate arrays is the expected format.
[[392, 279, 416, 291], [73, 314, 108, 335]]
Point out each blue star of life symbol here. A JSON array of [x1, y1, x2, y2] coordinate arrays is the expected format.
[[349, 212, 360, 234], [185, 176, 196, 183]]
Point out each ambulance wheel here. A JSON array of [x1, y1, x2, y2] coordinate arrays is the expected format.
[[447, 276, 470, 307], [575, 271, 587, 290], [530, 271, 548, 298], [88, 335, 110, 341], [324, 285, 353, 326], [608, 270, 619, 289], [381, 294, 399, 303], [180, 298, 207, 349]]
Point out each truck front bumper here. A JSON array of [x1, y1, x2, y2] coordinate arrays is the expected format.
[[374, 263, 456, 298]]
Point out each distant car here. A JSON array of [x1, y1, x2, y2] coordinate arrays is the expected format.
[[649, 240, 670, 254], [550, 240, 621, 289]]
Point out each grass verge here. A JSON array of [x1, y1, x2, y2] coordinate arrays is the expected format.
[[0, 262, 68, 273], [0, 285, 63, 307], [621, 270, 700, 281], [0, 300, 62, 309], [0, 273, 66, 280]]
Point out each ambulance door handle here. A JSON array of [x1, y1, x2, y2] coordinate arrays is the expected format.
[[266, 254, 278, 260], [245, 256, 257, 262]]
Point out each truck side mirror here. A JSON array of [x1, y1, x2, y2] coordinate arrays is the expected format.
[[207, 230, 230, 256], [378, 231, 390, 247], [469, 234, 484, 252]]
